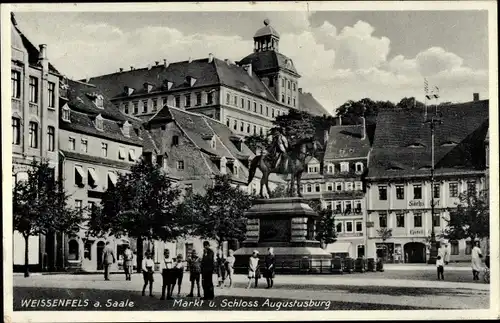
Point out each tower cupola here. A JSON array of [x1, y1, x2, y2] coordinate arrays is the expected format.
[[253, 19, 280, 52]]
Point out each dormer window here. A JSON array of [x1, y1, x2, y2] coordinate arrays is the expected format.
[[163, 80, 173, 90], [340, 162, 349, 172], [211, 137, 216, 149], [327, 163, 334, 174], [144, 82, 154, 93], [62, 105, 71, 122], [124, 86, 134, 96], [121, 121, 131, 138], [94, 95, 104, 109], [186, 76, 197, 87], [220, 157, 227, 174], [95, 114, 104, 131], [308, 164, 319, 173], [234, 163, 239, 176], [355, 162, 364, 173]]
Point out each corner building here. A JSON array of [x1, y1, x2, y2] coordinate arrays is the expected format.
[[366, 99, 489, 263]]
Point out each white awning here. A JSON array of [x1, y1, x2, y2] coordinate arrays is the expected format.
[[128, 149, 136, 161], [119, 147, 126, 159], [16, 172, 29, 183], [325, 242, 352, 254], [88, 168, 99, 185], [108, 172, 117, 185], [75, 166, 85, 179]]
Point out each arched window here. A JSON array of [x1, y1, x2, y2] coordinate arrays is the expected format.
[[68, 239, 79, 261]]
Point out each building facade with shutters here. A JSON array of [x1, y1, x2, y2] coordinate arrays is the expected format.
[[366, 99, 489, 263], [11, 14, 62, 271], [58, 79, 145, 272]]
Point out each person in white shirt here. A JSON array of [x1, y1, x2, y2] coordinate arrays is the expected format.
[[471, 241, 483, 281], [172, 254, 185, 296], [247, 250, 260, 289], [141, 251, 155, 297], [160, 249, 175, 300], [436, 255, 444, 280], [123, 245, 133, 281], [225, 249, 236, 288]]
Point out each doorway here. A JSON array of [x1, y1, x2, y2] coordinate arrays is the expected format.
[[404, 242, 426, 263], [96, 241, 105, 270], [357, 245, 365, 258]]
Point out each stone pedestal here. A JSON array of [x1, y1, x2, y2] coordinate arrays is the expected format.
[[234, 198, 332, 274]]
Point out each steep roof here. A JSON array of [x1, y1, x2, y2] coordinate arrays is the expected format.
[[299, 91, 331, 117], [60, 80, 143, 146], [254, 23, 280, 38], [87, 57, 277, 104], [368, 100, 489, 179], [238, 50, 300, 77], [324, 125, 371, 160], [11, 17, 60, 75]]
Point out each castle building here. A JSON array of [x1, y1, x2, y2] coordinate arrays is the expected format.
[[86, 19, 329, 138], [11, 14, 63, 271], [365, 98, 489, 263]]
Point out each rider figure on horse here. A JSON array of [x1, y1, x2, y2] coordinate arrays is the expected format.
[[266, 128, 289, 173]]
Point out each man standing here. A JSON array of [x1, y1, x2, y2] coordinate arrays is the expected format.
[[123, 245, 133, 281], [201, 241, 215, 300], [102, 241, 115, 281], [160, 249, 175, 300]]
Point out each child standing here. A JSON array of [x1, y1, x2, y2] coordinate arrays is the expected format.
[[225, 250, 235, 288], [160, 249, 175, 300], [436, 255, 444, 280], [141, 252, 155, 297], [247, 250, 260, 289], [187, 250, 202, 297], [171, 254, 185, 296]]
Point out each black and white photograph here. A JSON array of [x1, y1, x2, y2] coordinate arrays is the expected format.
[[2, 1, 498, 322]]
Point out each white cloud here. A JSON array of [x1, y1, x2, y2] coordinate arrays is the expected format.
[[19, 17, 487, 114]]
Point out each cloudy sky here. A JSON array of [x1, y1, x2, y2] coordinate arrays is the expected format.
[[13, 8, 489, 114]]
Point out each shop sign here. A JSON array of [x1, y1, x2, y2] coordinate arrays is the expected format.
[[408, 200, 425, 208], [409, 229, 424, 236]]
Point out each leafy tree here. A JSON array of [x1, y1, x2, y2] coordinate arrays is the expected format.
[[13, 160, 84, 277], [268, 184, 288, 198], [396, 97, 425, 110], [273, 109, 335, 148], [443, 190, 489, 241], [244, 134, 269, 154], [306, 199, 337, 247], [183, 175, 254, 251], [87, 158, 185, 272], [377, 228, 393, 242]]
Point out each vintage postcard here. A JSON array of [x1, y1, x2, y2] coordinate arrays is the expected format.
[[2, 1, 498, 322]]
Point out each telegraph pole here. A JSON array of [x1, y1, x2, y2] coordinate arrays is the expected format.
[[424, 84, 442, 264]]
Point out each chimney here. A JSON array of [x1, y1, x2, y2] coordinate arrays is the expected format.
[[147, 64, 152, 70], [338, 116, 342, 126], [473, 93, 479, 101], [208, 53, 214, 63], [323, 129, 330, 146], [164, 59, 169, 68], [298, 88, 303, 93], [119, 68, 124, 72], [360, 116, 366, 140], [130, 66, 134, 71], [155, 61, 160, 66], [188, 57, 192, 63]]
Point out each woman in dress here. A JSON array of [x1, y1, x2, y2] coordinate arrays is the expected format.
[[225, 249, 236, 288], [247, 250, 260, 289], [264, 247, 276, 288], [471, 241, 483, 281]]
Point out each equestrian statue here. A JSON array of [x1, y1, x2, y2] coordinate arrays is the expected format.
[[247, 128, 322, 198]]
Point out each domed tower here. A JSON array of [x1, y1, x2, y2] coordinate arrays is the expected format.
[[239, 19, 301, 109]]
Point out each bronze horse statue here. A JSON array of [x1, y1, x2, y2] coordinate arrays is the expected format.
[[247, 137, 321, 198]]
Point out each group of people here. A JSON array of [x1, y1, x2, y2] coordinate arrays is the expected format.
[[247, 248, 276, 289], [139, 241, 237, 300], [435, 240, 488, 281]]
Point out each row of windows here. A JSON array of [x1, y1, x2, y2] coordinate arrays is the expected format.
[[12, 117, 55, 151], [377, 212, 442, 228], [325, 200, 363, 214], [123, 91, 215, 115], [66, 138, 137, 163], [74, 166, 118, 190], [336, 221, 363, 233], [224, 93, 286, 118], [280, 77, 297, 92], [225, 117, 269, 135], [302, 181, 363, 193], [323, 162, 364, 174], [11, 70, 56, 108], [377, 182, 477, 201]]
